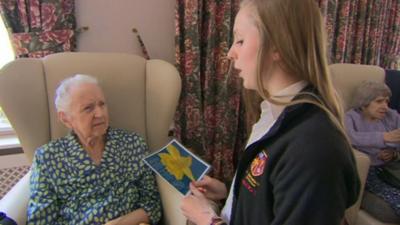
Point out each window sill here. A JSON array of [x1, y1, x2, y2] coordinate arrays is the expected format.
[[0, 124, 22, 155], [0, 134, 20, 150], [0, 125, 15, 135]]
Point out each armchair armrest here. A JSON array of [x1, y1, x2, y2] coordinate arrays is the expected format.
[[0, 171, 31, 225], [345, 149, 371, 225], [0, 172, 187, 225], [156, 176, 187, 225]]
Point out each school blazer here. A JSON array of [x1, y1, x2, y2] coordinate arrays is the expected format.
[[231, 94, 360, 225]]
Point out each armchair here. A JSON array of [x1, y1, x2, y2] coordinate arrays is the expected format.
[[0, 52, 185, 225], [330, 63, 397, 225]]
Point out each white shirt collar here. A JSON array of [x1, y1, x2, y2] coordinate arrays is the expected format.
[[260, 80, 308, 120]]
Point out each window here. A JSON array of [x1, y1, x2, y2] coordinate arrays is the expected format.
[[0, 16, 18, 149], [0, 16, 14, 69]]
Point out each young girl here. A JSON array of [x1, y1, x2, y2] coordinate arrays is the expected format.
[[180, 0, 360, 225]]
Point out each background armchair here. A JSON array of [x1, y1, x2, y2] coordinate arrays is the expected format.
[[0, 52, 185, 225], [330, 63, 397, 225]]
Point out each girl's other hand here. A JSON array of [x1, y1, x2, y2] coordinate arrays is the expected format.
[[181, 183, 216, 225]]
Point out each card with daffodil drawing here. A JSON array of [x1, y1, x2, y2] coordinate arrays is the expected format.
[[143, 139, 211, 195]]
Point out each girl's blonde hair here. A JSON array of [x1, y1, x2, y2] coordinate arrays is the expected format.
[[240, 0, 346, 135]]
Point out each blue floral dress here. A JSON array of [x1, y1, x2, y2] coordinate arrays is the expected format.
[[27, 128, 162, 225]]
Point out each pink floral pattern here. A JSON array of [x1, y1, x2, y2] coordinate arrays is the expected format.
[[318, 0, 400, 69], [0, 0, 76, 58], [41, 3, 57, 32], [29, 0, 40, 29]]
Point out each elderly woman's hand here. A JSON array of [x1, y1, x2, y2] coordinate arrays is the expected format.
[[379, 149, 396, 162], [181, 183, 217, 225], [383, 129, 400, 143]]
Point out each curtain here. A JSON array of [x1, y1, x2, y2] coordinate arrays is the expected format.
[[0, 0, 75, 58], [175, 0, 400, 183], [318, 0, 400, 69], [174, 0, 247, 183]]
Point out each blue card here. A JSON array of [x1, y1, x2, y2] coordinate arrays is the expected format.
[[143, 139, 211, 195]]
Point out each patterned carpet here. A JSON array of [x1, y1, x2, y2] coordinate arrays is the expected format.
[[0, 165, 30, 199]]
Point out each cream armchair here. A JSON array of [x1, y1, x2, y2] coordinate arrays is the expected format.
[[0, 52, 186, 225], [330, 63, 397, 225]]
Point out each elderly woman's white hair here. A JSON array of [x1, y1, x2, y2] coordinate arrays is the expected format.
[[352, 80, 392, 110], [55, 74, 99, 113]]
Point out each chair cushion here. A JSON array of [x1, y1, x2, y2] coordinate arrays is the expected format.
[[385, 69, 400, 113], [361, 191, 400, 223]]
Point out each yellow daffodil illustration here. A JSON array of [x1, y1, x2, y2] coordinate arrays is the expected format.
[[159, 145, 195, 181]]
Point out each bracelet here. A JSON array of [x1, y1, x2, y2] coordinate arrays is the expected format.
[[210, 216, 226, 225]]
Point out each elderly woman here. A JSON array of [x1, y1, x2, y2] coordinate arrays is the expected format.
[[27, 74, 161, 225], [345, 80, 400, 223]]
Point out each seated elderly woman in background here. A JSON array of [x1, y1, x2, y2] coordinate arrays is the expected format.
[[27, 74, 161, 225], [345, 80, 400, 223]]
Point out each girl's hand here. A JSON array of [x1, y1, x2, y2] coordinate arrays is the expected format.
[[192, 175, 228, 201], [104, 217, 122, 225], [181, 183, 216, 225]]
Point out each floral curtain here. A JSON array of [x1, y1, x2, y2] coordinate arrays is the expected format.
[[174, 0, 247, 184], [175, 0, 400, 183], [318, 0, 400, 69], [0, 0, 75, 58]]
